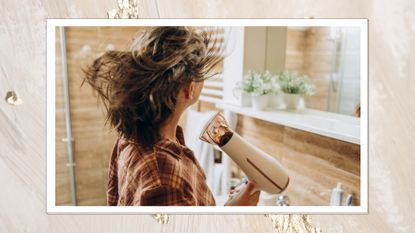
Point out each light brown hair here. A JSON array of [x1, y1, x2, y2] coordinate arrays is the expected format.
[[83, 26, 223, 148]]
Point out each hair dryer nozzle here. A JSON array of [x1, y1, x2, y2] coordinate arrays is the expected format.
[[199, 112, 234, 147]]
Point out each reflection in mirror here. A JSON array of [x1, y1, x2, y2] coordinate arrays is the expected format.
[[285, 26, 361, 117]]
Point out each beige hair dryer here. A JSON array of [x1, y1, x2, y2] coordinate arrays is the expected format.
[[199, 112, 290, 194]]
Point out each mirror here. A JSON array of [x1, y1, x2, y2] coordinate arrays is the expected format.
[[284, 26, 361, 116]]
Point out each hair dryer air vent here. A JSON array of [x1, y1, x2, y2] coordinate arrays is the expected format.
[[199, 112, 233, 147]]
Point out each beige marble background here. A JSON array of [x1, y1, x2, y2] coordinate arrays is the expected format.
[[1, 0, 414, 232]]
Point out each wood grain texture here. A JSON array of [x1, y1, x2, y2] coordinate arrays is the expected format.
[[1, 0, 414, 233]]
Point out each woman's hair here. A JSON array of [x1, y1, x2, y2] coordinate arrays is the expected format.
[[83, 26, 224, 148]]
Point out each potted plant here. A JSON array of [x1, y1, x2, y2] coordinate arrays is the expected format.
[[278, 71, 316, 110], [233, 71, 255, 107], [266, 71, 284, 109], [250, 71, 272, 111]]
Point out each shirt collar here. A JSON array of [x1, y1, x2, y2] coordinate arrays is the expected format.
[[155, 125, 190, 159]]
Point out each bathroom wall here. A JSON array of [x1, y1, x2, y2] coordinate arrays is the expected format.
[[55, 27, 144, 205]]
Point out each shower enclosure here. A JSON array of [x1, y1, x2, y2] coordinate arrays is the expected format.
[[326, 27, 361, 115]]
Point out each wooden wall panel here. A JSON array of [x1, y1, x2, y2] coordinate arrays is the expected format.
[[285, 28, 306, 72]]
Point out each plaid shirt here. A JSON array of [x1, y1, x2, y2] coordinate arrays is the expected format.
[[107, 126, 216, 206]]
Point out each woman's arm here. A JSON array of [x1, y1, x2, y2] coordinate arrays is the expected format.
[[224, 180, 260, 206]]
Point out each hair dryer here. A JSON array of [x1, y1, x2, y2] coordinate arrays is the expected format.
[[199, 112, 290, 194]]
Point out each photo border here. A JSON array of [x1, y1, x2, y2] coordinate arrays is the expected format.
[[46, 18, 368, 214]]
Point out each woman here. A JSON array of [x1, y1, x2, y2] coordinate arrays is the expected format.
[[84, 26, 259, 206]]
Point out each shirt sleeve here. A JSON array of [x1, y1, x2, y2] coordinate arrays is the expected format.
[[139, 185, 195, 206]]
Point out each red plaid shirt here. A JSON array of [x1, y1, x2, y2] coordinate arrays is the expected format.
[[107, 126, 216, 206]]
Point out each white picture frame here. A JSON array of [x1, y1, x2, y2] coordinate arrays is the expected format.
[[47, 18, 368, 214]]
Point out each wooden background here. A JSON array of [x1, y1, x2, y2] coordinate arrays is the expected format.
[[1, 0, 414, 232]]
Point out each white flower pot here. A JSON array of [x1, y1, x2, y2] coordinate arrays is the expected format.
[[241, 92, 252, 107], [284, 93, 301, 110], [268, 93, 284, 109], [251, 94, 269, 111], [233, 87, 252, 107]]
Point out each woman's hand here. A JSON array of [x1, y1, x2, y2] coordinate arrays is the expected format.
[[225, 179, 260, 206]]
